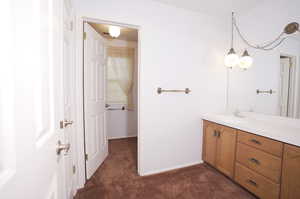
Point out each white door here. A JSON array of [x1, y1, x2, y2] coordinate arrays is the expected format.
[[83, 22, 108, 179], [279, 58, 292, 117], [62, 0, 76, 198], [0, 0, 71, 198]]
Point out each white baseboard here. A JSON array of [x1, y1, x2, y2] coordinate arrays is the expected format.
[[139, 160, 203, 176], [108, 135, 137, 140]]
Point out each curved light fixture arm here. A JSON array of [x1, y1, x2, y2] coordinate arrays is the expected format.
[[230, 12, 234, 48], [232, 12, 299, 51]]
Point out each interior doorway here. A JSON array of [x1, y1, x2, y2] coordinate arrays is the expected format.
[[81, 19, 140, 181], [279, 54, 298, 118]]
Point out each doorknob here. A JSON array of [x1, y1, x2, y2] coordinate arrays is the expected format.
[[56, 140, 70, 155], [60, 120, 74, 128]]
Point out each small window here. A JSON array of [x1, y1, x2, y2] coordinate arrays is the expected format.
[[106, 47, 134, 106]]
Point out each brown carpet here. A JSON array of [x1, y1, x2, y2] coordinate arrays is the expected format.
[[75, 137, 256, 199]]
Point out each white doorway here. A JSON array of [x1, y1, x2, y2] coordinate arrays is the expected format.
[[79, 19, 140, 182], [279, 54, 299, 118]]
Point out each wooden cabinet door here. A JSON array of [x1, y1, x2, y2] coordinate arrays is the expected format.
[[281, 144, 300, 199], [216, 126, 237, 178], [203, 121, 218, 166]]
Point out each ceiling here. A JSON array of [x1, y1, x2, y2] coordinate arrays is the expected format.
[[151, 0, 267, 17], [89, 23, 138, 42]]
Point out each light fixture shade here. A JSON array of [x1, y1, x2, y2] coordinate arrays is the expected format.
[[224, 48, 239, 68], [239, 50, 253, 69], [108, 26, 121, 38]]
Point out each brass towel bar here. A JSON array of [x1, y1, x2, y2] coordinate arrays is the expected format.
[[157, 87, 191, 94], [107, 107, 126, 111], [256, 89, 275, 94], [106, 104, 126, 111]]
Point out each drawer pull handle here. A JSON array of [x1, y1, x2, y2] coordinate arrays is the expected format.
[[213, 130, 221, 137], [249, 158, 260, 165], [250, 139, 261, 145], [246, 179, 258, 187], [214, 130, 218, 137]]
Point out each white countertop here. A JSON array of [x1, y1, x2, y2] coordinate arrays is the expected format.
[[201, 112, 300, 147]]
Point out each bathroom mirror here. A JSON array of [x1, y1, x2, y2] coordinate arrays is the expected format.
[[227, 45, 300, 119]]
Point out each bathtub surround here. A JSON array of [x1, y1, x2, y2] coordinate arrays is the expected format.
[[107, 104, 138, 139]]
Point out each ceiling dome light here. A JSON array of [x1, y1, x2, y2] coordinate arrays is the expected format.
[[225, 48, 239, 68], [108, 26, 121, 38], [239, 50, 253, 69]]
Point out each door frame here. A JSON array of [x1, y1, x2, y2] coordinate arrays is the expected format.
[[74, 16, 142, 188], [279, 53, 299, 118]]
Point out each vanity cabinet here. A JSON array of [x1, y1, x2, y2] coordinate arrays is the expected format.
[[236, 131, 282, 199], [238, 130, 283, 157], [281, 144, 300, 199], [236, 142, 282, 183], [202, 121, 218, 166], [202, 120, 300, 199], [235, 163, 280, 199], [203, 121, 237, 178]]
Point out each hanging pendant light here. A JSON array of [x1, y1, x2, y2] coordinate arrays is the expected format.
[[225, 48, 239, 68], [224, 12, 299, 70], [239, 50, 253, 69], [224, 12, 239, 68]]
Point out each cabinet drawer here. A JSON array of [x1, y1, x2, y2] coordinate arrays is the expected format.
[[236, 143, 282, 183], [235, 163, 280, 199], [281, 144, 300, 199], [238, 130, 283, 157]]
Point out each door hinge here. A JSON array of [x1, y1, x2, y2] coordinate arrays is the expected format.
[[72, 165, 76, 174], [83, 32, 87, 40], [85, 154, 88, 161]]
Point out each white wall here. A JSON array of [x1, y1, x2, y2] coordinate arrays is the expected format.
[[0, 0, 15, 181], [74, 0, 228, 175], [106, 39, 138, 139], [227, 0, 300, 116]]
